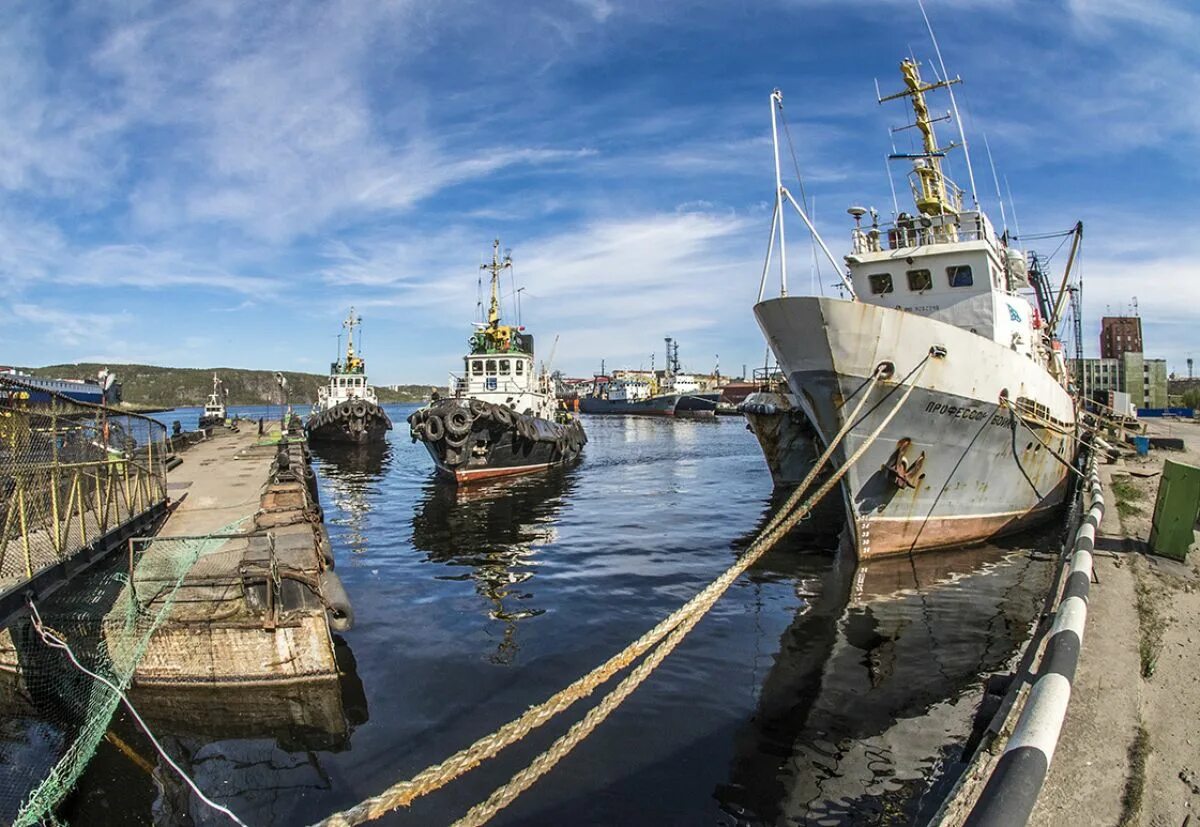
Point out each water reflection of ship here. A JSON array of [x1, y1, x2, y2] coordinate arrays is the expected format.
[[410, 469, 575, 664], [717, 530, 1056, 825], [310, 440, 392, 555]]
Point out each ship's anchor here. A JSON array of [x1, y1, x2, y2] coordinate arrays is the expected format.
[[883, 437, 925, 489]]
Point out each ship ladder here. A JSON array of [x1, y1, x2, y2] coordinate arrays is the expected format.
[[314, 351, 938, 827]]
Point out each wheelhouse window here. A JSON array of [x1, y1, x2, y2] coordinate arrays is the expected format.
[[947, 265, 973, 287], [486, 359, 497, 375], [906, 268, 932, 292], [515, 359, 524, 375], [499, 359, 510, 375], [471, 360, 483, 375], [338, 377, 346, 387], [868, 273, 893, 295]]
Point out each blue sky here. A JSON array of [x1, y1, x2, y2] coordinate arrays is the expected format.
[[1, 0, 1196, 384]]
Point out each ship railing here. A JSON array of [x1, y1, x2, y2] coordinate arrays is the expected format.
[[851, 209, 992, 254], [751, 366, 788, 393]]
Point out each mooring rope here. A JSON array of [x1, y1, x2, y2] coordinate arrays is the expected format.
[[1000, 397, 1089, 482], [315, 353, 935, 827], [449, 356, 932, 827]]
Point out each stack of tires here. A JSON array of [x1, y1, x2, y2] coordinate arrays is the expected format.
[[308, 400, 382, 431], [408, 400, 587, 463]]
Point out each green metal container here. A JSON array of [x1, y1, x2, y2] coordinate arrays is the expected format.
[[1149, 459, 1200, 560]]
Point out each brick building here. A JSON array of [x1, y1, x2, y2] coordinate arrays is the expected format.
[[1099, 316, 1143, 359]]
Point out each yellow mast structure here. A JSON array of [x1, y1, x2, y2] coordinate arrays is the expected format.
[[879, 59, 963, 217], [342, 307, 364, 373], [481, 239, 514, 350]]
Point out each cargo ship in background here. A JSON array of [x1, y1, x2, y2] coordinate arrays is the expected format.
[[750, 59, 1079, 559], [580, 338, 721, 417], [0, 367, 121, 407], [410, 240, 586, 482], [305, 309, 393, 444]]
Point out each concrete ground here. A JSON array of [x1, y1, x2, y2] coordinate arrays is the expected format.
[[161, 423, 278, 536], [1032, 418, 1200, 827]]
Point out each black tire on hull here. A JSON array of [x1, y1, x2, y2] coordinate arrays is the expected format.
[[305, 403, 392, 444]]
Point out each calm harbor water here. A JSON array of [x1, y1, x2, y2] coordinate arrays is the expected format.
[[66, 404, 1058, 825]]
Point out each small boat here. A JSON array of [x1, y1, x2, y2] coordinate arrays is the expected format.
[[751, 59, 1079, 559], [409, 240, 586, 483], [198, 373, 227, 428], [305, 309, 393, 444]]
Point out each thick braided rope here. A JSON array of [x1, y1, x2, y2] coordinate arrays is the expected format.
[[317, 357, 929, 827], [449, 356, 931, 826], [754, 367, 883, 540]]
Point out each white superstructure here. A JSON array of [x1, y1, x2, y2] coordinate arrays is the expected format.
[[447, 240, 559, 421]]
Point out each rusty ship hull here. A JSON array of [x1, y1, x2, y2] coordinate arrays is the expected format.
[[754, 296, 1077, 559]]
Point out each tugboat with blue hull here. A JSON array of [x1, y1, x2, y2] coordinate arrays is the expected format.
[[410, 240, 586, 483], [305, 309, 393, 445]]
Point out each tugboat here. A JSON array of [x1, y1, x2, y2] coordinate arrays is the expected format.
[[751, 60, 1079, 559], [305, 309, 393, 444], [198, 373, 227, 428], [409, 240, 586, 482]]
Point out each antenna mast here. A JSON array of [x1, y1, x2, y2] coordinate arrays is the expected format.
[[917, 0, 978, 209], [342, 307, 362, 361], [481, 239, 512, 331], [879, 59, 963, 217]]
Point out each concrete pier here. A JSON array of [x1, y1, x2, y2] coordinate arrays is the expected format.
[[131, 422, 346, 687], [940, 418, 1200, 826], [1030, 418, 1200, 827]]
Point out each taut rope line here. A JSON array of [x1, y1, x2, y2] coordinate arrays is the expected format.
[[316, 352, 935, 827]]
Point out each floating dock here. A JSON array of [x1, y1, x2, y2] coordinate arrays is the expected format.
[[131, 422, 350, 687], [0, 412, 356, 824]]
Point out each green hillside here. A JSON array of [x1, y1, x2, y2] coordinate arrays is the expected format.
[[29, 363, 428, 407]]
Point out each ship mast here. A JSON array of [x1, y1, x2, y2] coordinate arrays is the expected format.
[[879, 59, 962, 217], [482, 239, 513, 334], [343, 307, 362, 364]]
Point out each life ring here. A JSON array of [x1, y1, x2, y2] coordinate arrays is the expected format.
[[445, 408, 472, 438], [424, 414, 445, 442], [493, 405, 513, 427]]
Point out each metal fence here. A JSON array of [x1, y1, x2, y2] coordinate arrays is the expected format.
[[0, 376, 168, 625]]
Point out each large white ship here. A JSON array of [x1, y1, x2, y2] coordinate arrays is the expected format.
[[751, 59, 1080, 559]]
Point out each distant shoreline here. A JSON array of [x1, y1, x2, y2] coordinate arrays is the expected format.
[[28, 362, 428, 407]]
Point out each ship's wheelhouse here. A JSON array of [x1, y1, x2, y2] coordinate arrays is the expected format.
[[463, 353, 533, 395], [845, 211, 1038, 362]]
